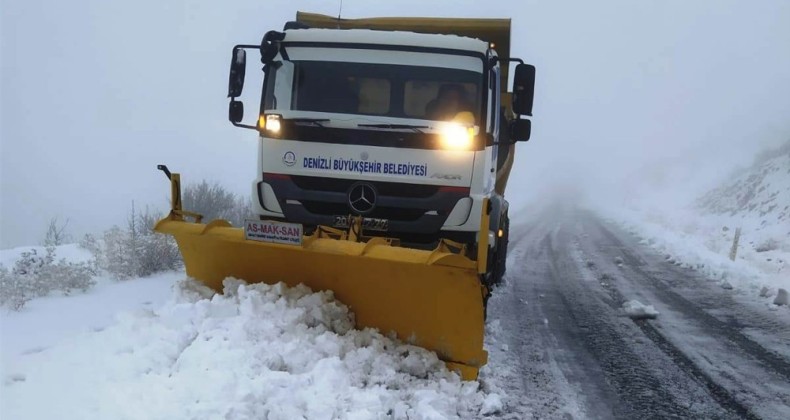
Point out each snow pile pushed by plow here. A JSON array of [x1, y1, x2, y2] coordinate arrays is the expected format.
[[622, 299, 659, 320], [2, 278, 492, 420]]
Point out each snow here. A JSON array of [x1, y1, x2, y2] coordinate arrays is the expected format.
[[0, 272, 181, 377], [1, 271, 494, 419], [0, 243, 93, 267], [597, 149, 790, 304], [283, 28, 489, 55], [610, 206, 787, 293], [622, 299, 660, 320], [479, 393, 503, 416], [774, 288, 789, 306]]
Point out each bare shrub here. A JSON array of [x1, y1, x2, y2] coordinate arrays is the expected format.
[[182, 180, 237, 223], [91, 204, 182, 279], [0, 265, 28, 310], [43, 217, 70, 246], [78, 180, 250, 281], [132, 206, 182, 277], [0, 247, 96, 311], [182, 180, 254, 226], [226, 195, 256, 226]]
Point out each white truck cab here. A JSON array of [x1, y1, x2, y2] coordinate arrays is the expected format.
[[226, 15, 535, 285]]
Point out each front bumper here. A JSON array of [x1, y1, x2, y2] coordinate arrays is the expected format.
[[256, 174, 472, 236]]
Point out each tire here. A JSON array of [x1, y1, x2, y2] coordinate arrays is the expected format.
[[478, 211, 509, 318], [483, 287, 490, 320], [491, 213, 510, 286]]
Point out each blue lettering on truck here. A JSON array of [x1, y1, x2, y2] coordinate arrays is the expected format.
[[303, 157, 331, 169], [302, 156, 428, 177]]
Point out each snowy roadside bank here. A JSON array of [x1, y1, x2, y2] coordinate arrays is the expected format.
[[0, 271, 182, 378], [2, 277, 497, 419], [598, 205, 788, 305], [593, 148, 788, 306]]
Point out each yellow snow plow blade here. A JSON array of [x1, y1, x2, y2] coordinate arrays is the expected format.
[[153, 167, 489, 380]]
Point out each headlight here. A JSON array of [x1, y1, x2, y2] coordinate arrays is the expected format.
[[441, 124, 474, 150], [258, 114, 282, 134]]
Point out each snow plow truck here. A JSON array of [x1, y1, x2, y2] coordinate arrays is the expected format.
[[155, 11, 535, 380]]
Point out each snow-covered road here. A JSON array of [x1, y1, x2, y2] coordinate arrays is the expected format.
[[481, 206, 790, 419]]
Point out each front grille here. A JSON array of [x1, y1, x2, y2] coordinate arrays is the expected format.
[[300, 201, 427, 222], [291, 176, 440, 198]]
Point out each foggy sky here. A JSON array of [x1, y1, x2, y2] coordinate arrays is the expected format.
[[2, 0, 790, 248]]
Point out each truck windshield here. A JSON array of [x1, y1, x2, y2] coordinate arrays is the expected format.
[[263, 61, 482, 123]]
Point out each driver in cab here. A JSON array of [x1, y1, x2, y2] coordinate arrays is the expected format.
[[425, 84, 474, 122]]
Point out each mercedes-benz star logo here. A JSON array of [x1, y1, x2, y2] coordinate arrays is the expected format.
[[347, 183, 377, 214]]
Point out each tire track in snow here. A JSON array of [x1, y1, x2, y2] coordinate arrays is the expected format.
[[589, 216, 790, 380], [486, 207, 790, 418], [581, 214, 790, 418], [483, 224, 594, 419], [573, 232, 758, 419], [484, 220, 630, 419], [543, 230, 698, 419]]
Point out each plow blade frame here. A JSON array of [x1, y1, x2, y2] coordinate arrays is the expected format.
[[156, 218, 488, 379], [153, 166, 490, 379]]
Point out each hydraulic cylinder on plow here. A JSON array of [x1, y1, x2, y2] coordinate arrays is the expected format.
[[154, 165, 491, 380]]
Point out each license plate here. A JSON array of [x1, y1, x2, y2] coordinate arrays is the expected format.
[[244, 219, 303, 246], [333, 216, 389, 231]]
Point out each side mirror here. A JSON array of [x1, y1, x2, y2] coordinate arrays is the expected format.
[[510, 119, 531, 142], [512, 64, 535, 116], [260, 31, 285, 64], [228, 48, 246, 98], [229, 100, 244, 123]]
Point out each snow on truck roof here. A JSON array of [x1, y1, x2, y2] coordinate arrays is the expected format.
[[292, 12, 512, 96], [282, 28, 490, 56]]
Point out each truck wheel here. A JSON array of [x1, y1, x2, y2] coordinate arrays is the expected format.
[[492, 212, 509, 286], [483, 287, 490, 320]]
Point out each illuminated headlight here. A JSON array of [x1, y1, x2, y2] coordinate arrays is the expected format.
[[441, 124, 475, 150], [258, 114, 282, 134]]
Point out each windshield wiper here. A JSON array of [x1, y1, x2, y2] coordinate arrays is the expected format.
[[358, 123, 429, 133], [286, 118, 329, 127]]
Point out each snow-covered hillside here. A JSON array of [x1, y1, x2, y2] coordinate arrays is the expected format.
[[1, 247, 499, 419], [599, 143, 789, 302], [697, 145, 790, 238]]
